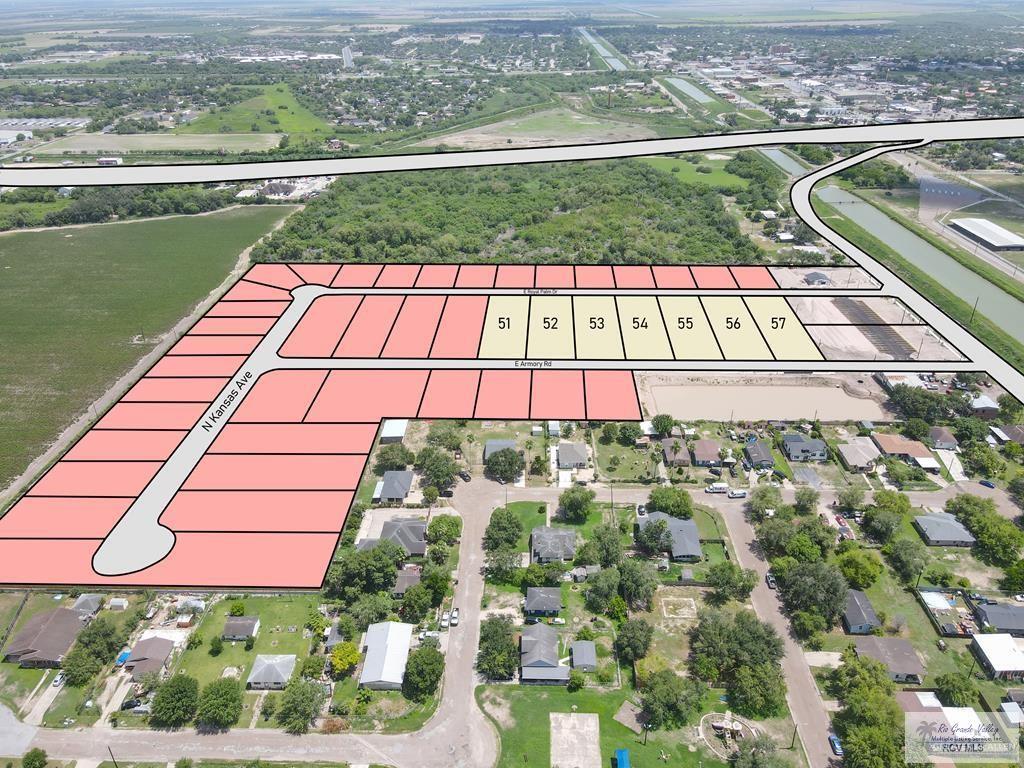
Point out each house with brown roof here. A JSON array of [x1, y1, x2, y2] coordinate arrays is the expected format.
[[854, 636, 925, 684], [124, 636, 175, 681], [2, 608, 85, 668], [660, 438, 690, 467], [871, 432, 940, 473], [928, 426, 958, 451], [691, 439, 722, 467]]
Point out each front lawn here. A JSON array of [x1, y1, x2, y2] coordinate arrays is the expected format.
[[476, 684, 728, 768], [173, 595, 319, 687]]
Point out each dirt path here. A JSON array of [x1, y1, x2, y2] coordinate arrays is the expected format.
[[0, 205, 300, 510]]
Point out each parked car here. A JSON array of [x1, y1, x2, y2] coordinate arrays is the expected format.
[[552, 618, 566, 625], [120, 698, 140, 711], [765, 572, 777, 590], [450, 608, 459, 626], [439, 488, 454, 498], [52, 672, 65, 687], [727, 489, 747, 499], [980, 479, 997, 489], [459, 471, 471, 482], [440, 611, 451, 629], [637, 504, 647, 516], [418, 630, 441, 641], [828, 735, 844, 756], [709, 467, 722, 476]]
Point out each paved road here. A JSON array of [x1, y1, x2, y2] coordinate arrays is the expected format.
[[6, 480, 500, 768], [711, 499, 836, 768], [5, 117, 1024, 187]]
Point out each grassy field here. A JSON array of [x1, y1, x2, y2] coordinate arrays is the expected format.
[[0, 205, 294, 495], [179, 83, 331, 137], [642, 154, 749, 191], [593, 437, 661, 483], [173, 594, 319, 687], [43, 133, 283, 153], [501, 501, 549, 551], [477, 684, 730, 768], [420, 107, 655, 149]]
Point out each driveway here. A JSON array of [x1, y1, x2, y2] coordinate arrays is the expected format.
[[16, 481, 502, 768]]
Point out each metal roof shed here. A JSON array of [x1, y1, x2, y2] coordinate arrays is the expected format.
[[359, 621, 414, 690]]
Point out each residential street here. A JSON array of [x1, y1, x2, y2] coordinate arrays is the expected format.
[[2, 477, 1017, 768], [3, 479, 502, 768]]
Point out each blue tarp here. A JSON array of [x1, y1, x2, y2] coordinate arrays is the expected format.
[[115, 650, 130, 666], [615, 748, 630, 768]]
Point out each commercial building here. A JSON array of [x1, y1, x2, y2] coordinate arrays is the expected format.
[[949, 218, 1024, 251]]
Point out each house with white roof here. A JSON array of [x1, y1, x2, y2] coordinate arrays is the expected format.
[[359, 621, 413, 690], [972, 633, 1024, 680]]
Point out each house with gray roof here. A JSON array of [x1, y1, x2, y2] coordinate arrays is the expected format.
[[782, 433, 828, 462], [2, 608, 85, 668], [246, 654, 296, 690], [744, 440, 774, 469], [854, 636, 925, 684], [125, 636, 175, 681], [223, 616, 261, 641], [571, 640, 597, 672], [976, 603, 1024, 637], [531, 526, 576, 564], [358, 517, 427, 556], [393, 564, 423, 598], [72, 594, 103, 616], [484, 440, 517, 461], [843, 589, 881, 635], [838, 437, 881, 472], [375, 470, 414, 503], [557, 442, 588, 470], [636, 511, 702, 562], [914, 511, 976, 547], [520, 623, 569, 685], [524, 587, 562, 617]]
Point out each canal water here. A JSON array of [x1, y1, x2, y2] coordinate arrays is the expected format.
[[760, 147, 808, 177], [664, 77, 714, 105], [816, 185, 1024, 344]]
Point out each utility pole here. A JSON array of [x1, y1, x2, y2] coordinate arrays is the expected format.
[[108, 747, 121, 768]]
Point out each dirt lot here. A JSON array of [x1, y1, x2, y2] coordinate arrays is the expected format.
[[637, 372, 893, 422], [769, 265, 881, 289], [789, 296, 921, 325], [42, 133, 281, 152], [418, 107, 656, 150]]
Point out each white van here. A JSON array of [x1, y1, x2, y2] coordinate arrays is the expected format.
[[705, 482, 730, 494], [727, 489, 748, 499]]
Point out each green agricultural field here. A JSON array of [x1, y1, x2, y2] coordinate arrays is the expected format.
[[0, 205, 295, 494], [642, 155, 749, 192], [179, 83, 331, 137]]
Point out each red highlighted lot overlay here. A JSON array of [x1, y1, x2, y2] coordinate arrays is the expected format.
[[0, 263, 964, 588]]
